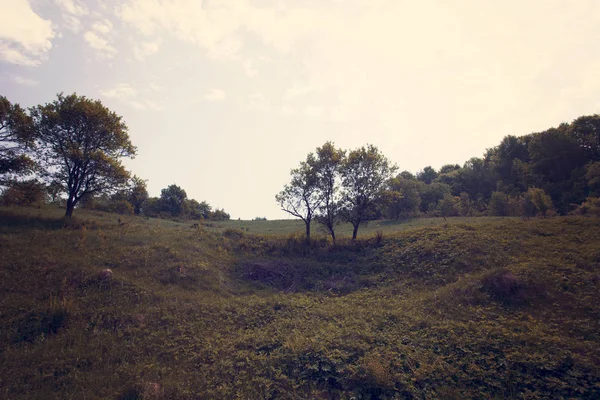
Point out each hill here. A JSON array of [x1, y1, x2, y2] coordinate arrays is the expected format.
[[1, 206, 599, 399]]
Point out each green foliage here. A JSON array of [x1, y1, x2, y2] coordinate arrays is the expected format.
[[386, 174, 422, 219], [31, 93, 136, 217], [276, 159, 321, 239], [1, 180, 47, 206], [438, 193, 460, 218], [339, 144, 397, 239]]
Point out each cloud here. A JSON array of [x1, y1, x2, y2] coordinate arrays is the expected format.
[[131, 100, 163, 111], [92, 20, 113, 35], [100, 83, 163, 111], [84, 31, 117, 58], [283, 82, 316, 101], [55, 0, 88, 33], [13, 76, 38, 86], [133, 40, 161, 60], [100, 83, 137, 99], [204, 89, 227, 102], [246, 92, 271, 111], [0, 0, 55, 66]]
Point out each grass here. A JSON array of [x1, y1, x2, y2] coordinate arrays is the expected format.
[[204, 215, 514, 237], [0, 205, 599, 398]]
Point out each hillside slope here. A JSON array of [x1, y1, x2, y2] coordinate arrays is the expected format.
[[0, 207, 599, 399]]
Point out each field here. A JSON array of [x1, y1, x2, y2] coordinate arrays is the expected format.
[[1, 205, 599, 399]]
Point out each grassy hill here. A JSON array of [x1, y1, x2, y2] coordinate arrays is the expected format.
[[1, 206, 599, 399]]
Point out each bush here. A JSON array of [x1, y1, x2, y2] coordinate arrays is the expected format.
[[1, 180, 47, 206], [481, 269, 526, 305], [572, 197, 600, 217]]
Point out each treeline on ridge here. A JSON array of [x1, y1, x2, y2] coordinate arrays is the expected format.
[[0, 93, 229, 221], [278, 115, 600, 239]]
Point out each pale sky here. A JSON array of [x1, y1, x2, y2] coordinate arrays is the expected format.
[[2, 0, 600, 219]]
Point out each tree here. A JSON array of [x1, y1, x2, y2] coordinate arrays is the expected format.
[[417, 166, 438, 184], [387, 174, 422, 219], [458, 192, 473, 216], [488, 191, 509, 216], [276, 161, 321, 240], [438, 193, 460, 218], [339, 144, 397, 239], [160, 184, 187, 216], [127, 175, 148, 215], [312, 142, 345, 242], [0, 96, 35, 183], [567, 115, 600, 160], [527, 187, 553, 217], [31, 93, 136, 217]]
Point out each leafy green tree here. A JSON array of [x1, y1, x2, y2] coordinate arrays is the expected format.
[[567, 115, 600, 160], [458, 192, 473, 216], [0, 96, 35, 182], [417, 166, 438, 184], [419, 182, 450, 213], [31, 93, 136, 217], [127, 175, 149, 215], [586, 161, 600, 196], [438, 193, 460, 218], [160, 184, 187, 216], [339, 144, 396, 239], [527, 187, 553, 217], [488, 191, 509, 216], [311, 142, 345, 242], [439, 164, 461, 174], [387, 174, 422, 219], [276, 161, 321, 240]]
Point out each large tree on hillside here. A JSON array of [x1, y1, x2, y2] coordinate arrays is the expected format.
[[0, 96, 35, 183], [276, 160, 321, 240], [340, 144, 396, 239], [31, 93, 136, 217], [311, 142, 345, 242]]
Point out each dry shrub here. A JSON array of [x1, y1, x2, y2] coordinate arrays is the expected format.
[[481, 269, 526, 305]]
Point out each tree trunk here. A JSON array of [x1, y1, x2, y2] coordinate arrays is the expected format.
[[330, 228, 336, 243], [352, 223, 359, 240], [305, 220, 311, 240], [65, 196, 75, 218]]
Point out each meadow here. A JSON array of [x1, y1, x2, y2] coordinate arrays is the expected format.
[[0, 205, 599, 399]]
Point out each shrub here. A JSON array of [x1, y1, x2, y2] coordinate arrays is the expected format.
[[572, 197, 600, 217], [481, 269, 526, 305], [1, 180, 47, 206]]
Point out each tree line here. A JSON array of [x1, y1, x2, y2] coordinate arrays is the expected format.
[[0, 93, 229, 221], [278, 114, 600, 240]]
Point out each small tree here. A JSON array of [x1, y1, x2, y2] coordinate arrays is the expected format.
[[312, 142, 345, 242], [127, 175, 149, 215], [527, 187, 553, 217], [458, 192, 473, 216], [387, 174, 422, 219], [32, 93, 136, 217], [488, 191, 509, 216], [438, 193, 460, 219], [159, 184, 187, 216], [276, 161, 321, 240], [339, 144, 397, 239]]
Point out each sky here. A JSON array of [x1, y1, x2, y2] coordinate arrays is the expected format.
[[1, 0, 600, 219]]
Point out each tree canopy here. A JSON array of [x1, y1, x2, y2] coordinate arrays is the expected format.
[[31, 93, 136, 217]]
